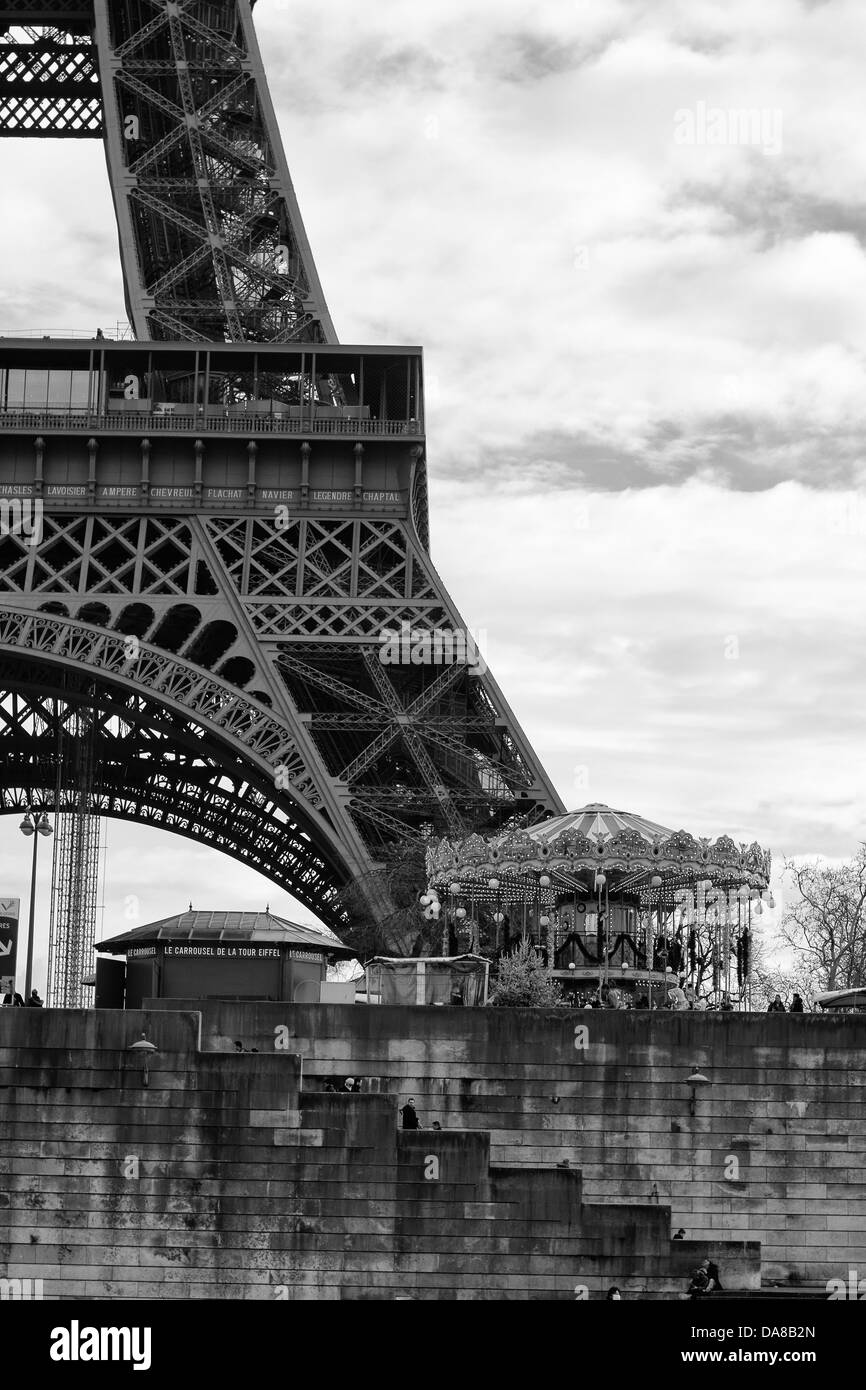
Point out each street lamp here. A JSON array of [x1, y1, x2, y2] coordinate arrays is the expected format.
[[19, 807, 53, 1001], [127, 1032, 159, 1088], [686, 1066, 711, 1116]]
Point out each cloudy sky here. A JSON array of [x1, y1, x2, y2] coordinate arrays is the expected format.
[[2, 0, 866, 983]]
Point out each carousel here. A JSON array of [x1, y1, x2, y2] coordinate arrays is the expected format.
[[422, 804, 772, 1008]]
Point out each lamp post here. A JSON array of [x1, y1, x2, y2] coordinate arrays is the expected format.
[[127, 1032, 159, 1088], [19, 807, 53, 1001], [686, 1066, 711, 1117]]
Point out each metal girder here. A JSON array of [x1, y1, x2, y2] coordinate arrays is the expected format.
[[0, 0, 567, 931], [1, 497, 565, 884], [46, 695, 101, 1006], [347, 798, 427, 843], [98, 0, 335, 341], [0, 677, 349, 926], [400, 723, 466, 835], [276, 650, 384, 717], [310, 714, 494, 733], [0, 2, 335, 335], [0, 29, 101, 135]]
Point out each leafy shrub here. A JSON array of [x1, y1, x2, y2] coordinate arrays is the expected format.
[[489, 939, 565, 1007]]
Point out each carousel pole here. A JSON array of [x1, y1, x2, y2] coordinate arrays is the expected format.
[[723, 890, 731, 1002], [650, 900, 656, 1011], [538, 872, 553, 974], [745, 900, 750, 1011], [653, 898, 660, 1008], [740, 898, 744, 1011], [644, 901, 649, 1010], [443, 883, 453, 955], [605, 878, 611, 991], [595, 874, 604, 999]]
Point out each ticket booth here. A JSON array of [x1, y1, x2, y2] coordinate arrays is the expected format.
[[94, 909, 355, 1007]]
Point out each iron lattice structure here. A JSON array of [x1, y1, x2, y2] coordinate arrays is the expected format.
[[0, 0, 334, 343], [0, 399, 565, 934], [0, 4, 566, 950], [45, 695, 101, 1005]]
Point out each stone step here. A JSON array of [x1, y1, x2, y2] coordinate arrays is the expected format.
[[710, 1286, 828, 1301]]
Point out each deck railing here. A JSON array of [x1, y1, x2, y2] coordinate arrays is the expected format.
[[0, 408, 422, 437]]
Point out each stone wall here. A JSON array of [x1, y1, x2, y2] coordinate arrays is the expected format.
[[0, 1008, 754, 1300], [152, 1000, 866, 1285]]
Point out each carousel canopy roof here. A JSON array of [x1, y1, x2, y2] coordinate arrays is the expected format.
[[426, 801, 771, 898], [527, 805, 673, 846]]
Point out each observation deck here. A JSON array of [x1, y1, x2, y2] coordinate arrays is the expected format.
[[0, 337, 426, 525]]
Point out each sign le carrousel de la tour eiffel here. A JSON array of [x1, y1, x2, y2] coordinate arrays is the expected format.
[[0, 0, 564, 933]]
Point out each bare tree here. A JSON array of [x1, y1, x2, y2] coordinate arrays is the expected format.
[[753, 964, 816, 1011], [335, 841, 438, 960], [773, 848, 866, 998]]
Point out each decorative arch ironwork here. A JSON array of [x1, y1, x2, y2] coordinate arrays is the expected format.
[[0, 606, 359, 924]]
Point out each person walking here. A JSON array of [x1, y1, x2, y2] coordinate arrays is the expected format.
[[790, 994, 805, 1013], [767, 993, 786, 1013], [400, 1098, 420, 1130], [26, 990, 44, 1007]]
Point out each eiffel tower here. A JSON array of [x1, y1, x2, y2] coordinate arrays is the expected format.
[[0, 0, 564, 933]]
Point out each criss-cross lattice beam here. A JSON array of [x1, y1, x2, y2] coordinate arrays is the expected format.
[[0, 676, 350, 926], [90, 0, 336, 341], [336, 655, 466, 784], [0, 28, 101, 136]]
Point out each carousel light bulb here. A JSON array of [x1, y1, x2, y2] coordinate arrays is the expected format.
[[767, 893, 775, 910], [449, 882, 461, 896], [540, 915, 550, 927], [539, 874, 551, 888], [650, 874, 663, 888], [595, 873, 606, 889], [737, 886, 749, 901], [455, 908, 467, 919], [419, 894, 431, 907], [488, 878, 500, 890], [493, 911, 504, 924]]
